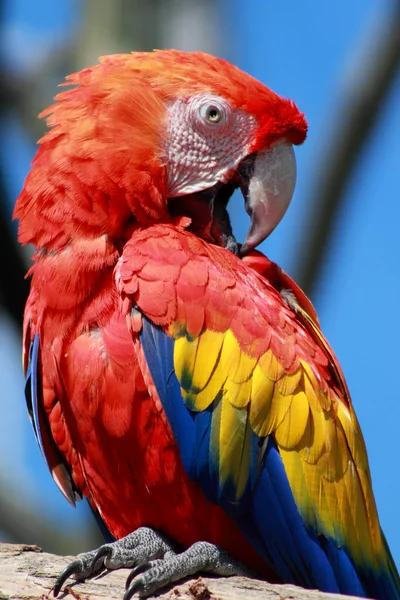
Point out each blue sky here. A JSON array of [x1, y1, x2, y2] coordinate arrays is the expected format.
[[1, 0, 399, 571]]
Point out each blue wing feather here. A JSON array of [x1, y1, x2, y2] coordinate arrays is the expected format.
[[139, 320, 197, 478], [141, 318, 260, 513], [24, 333, 82, 506], [250, 438, 365, 594], [140, 317, 399, 599], [25, 333, 45, 455]]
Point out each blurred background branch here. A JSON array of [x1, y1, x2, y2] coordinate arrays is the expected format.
[[0, 159, 28, 329], [0, 487, 99, 552], [294, 2, 400, 296]]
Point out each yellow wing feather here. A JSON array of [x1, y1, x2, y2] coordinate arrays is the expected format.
[[173, 302, 384, 569], [219, 399, 253, 501]]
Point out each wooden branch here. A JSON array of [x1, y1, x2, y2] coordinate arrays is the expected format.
[[0, 542, 358, 600]]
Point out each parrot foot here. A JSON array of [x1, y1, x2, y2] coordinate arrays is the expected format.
[[123, 541, 249, 598], [53, 526, 176, 597]]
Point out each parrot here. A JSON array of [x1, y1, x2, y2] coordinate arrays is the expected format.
[[14, 50, 400, 600]]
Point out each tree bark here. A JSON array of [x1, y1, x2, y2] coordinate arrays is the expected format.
[[0, 542, 359, 600]]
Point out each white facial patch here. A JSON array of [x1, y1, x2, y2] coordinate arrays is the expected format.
[[165, 94, 258, 197]]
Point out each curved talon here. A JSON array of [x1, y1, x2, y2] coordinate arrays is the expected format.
[[53, 560, 82, 597], [124, 579, 143, 600], [125, 562, 152, 589], [90, 545, 112, 570]]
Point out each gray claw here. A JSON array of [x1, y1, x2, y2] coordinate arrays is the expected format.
[[53, 560, 88, 597], [90, 545, 113, 570], [123, 542, 249, 597], [125, 562, 153, 589], [124, 579, 144, 600], [54, 527, 176, 597]]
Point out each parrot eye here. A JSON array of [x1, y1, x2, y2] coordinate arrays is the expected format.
[[205, 105, 223, 123], [199, 101, 226, 125]]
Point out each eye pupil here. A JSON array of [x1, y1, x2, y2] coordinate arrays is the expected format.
[[206, 105, 222, 123]]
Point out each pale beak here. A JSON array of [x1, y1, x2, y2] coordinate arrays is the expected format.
[[239, 140, 297, 256]]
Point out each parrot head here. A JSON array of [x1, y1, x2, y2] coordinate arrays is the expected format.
[[16, 50, 307, 255]]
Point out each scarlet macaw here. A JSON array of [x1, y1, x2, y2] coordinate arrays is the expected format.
[[14, 51, 400, 599]]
